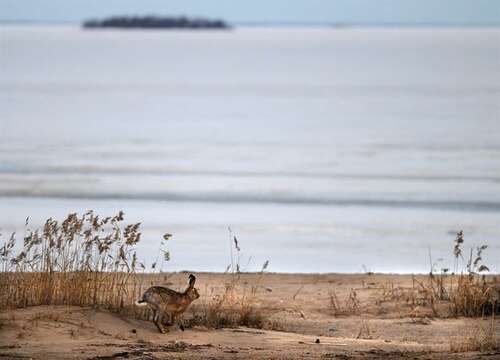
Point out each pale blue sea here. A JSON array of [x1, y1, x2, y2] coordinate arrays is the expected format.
[[0, 26, 499, 272]]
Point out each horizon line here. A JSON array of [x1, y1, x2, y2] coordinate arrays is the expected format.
[[1, 19, 500, 28]]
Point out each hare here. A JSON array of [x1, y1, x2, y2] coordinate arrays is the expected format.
[[136, 274, 200, 333]]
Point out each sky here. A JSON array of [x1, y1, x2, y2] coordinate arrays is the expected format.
[[0, 0, 499, 25]]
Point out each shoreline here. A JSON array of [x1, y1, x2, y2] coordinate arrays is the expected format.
[[1, 273, 498, 359]]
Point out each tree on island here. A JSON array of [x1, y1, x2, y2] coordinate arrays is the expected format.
[[83, 15, 230, 29]]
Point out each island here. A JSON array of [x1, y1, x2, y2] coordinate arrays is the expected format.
[[82, 15, 230, 30]]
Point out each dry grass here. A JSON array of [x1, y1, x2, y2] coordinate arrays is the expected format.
[[184, 230, 271, 329], [450, 315, 499, 353], [355, 318, 372, 339], [2, 213, 498, 340], [450, 274, 499, 317], [446, 232, 498, 317], [0, 211, 151, 316], [0, 213, 273, 330], [329, 289, 360, 317], [375, 231, 499, 319], [187, 291, 266, 329]]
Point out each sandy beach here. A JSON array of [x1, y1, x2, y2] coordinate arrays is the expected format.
[[1, 273, 499, 359]]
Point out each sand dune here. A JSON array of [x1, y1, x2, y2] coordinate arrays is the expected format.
[[1, 273, 499, 359]]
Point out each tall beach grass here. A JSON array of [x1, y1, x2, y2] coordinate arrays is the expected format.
[[0, 211, 146, 314]]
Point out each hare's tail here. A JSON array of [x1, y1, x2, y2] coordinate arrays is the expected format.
[[135, 299, 148, 306]]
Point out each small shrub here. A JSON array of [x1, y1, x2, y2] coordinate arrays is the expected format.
[[329, 289, 360, 316], [184, 230, 271, 329]]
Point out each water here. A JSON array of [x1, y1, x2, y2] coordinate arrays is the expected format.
[[1, 26, 499, 273]]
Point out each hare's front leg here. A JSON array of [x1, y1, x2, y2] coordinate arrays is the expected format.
[[172, 313, 185, 331], [160, 312, 172, 326], [153, 310, 168, 334]]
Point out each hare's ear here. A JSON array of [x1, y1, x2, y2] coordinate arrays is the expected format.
[[188, 274, 196, 288]]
